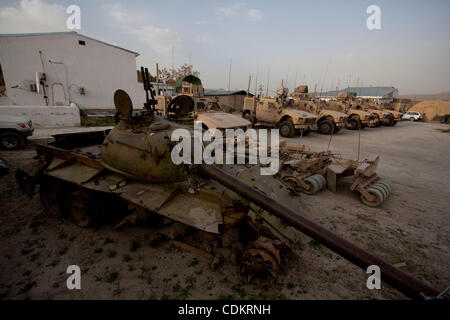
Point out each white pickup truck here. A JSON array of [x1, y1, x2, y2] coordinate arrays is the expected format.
[[0, 115, 34, 149]]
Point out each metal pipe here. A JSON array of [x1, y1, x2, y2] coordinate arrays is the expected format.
[[199, 164, 440, 300]]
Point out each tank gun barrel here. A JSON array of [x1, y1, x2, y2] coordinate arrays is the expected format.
[[199, 164, 440, 300]]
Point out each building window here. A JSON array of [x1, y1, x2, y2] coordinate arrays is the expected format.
[[78, 40, 86, 45]]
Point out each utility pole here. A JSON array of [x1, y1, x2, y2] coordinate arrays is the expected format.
[[227, 58, 232, 91]]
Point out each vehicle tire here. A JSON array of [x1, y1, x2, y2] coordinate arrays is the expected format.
[[318, 120, 335, 135], [409, 117, 415, 121], [385, 116, 395, 126], [392, 120, 398, 126], [333, 126, 341, 133], [360, 188, 384, 207], [445, 117, 450, 124], [67, 190, 103, 228], [0, 132, 25, 150], [374, 118, 382, 127], [346, 118, 360, 130], [279, 120, 295, 137]]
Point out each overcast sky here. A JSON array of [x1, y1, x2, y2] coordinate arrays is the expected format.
[[1, 0, 449, 95]]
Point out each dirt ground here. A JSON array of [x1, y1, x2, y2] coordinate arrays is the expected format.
[[0, 121, 449, 300]]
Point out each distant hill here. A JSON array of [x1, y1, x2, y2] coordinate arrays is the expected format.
[[399, 92, 450, 102]]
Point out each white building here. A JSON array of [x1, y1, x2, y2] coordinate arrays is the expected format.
[[0, 32, 144, 111]]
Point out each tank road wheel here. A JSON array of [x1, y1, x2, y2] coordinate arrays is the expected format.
[[39, 180, 65, 217], [360, 188, 384, 207], [302, 174, 326, 195], [373, 183, 391, 199], [241, 237, 281, 287], [346, 118, 360, 130], [279, 120, 295, 137], [66, 190, 102, 228], [318, 120, 335, 135], [0, 132, 24, 150], [377, 179, 393, 193], [371, 184, 388, 200]]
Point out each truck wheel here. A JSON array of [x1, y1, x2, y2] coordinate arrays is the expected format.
[[318, 120, 335, 135], [346, 118, 360, 130], [0, 132, 24, 150], [279, 120, 295, 137], [67, 190, 102, 228], [384, 116, 394, 126]]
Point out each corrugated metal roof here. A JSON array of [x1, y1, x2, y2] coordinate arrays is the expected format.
[[0, 31, 139, 56], [204, 89, 249, 96], [317, 86, 397, 98]]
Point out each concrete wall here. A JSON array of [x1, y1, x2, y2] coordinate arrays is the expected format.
[[0, 33, 145, 110], [0, 105, 80, 127]]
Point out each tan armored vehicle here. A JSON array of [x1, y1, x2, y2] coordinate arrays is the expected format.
[[290, 86, 348, 135], [323, 93, 379, 129], [349, 98, 396, 127], [155, 75, 250, 131], [363, 98, 403, 124], [242, 87, 317, 137]]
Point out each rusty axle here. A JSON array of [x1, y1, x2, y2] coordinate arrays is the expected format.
[[200, 164, 439, 300]]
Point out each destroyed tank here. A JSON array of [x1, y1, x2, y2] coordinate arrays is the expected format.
[[15, 67, 441, 298]]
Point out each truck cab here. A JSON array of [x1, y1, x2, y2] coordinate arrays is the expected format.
[[290, 86, 348, 135], [242, 87, 317, 137]]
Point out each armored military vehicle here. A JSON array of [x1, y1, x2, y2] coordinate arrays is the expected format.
[[322, 93, 378, 129], [242, 87, 317, 137], [290, 85, 348, 135], [349, 98, 396, 127]]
